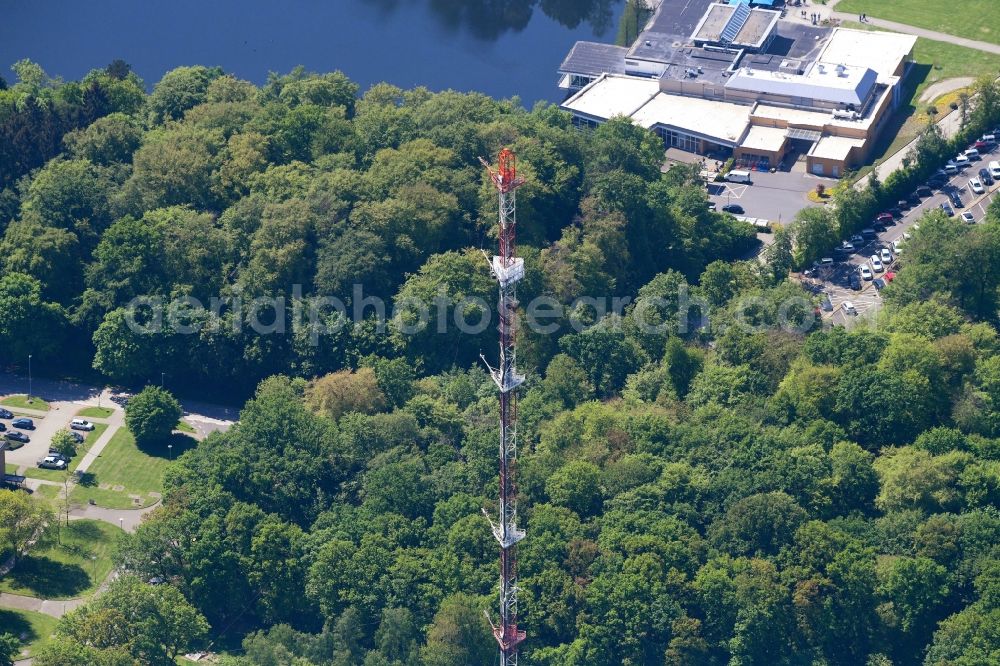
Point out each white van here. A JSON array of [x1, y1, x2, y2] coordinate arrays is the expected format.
[[983, 134, 996, 145], [725, 169, 752, 184], [989, 160, 1000, 180]]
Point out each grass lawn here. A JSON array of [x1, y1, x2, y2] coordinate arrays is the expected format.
[[0, 607, 58, 658], [0, 519, 120, 599], [24, 423, 109, 483], [0, 395, 50, 411], [35, 484, 61, 500], [176, 419, 196, 434], [69, 428, 196, 509], [77, 406, 114, 419], [848, 28, 1000, 176], [837, 0, 1000, 45], [4, 462, 17, 475]]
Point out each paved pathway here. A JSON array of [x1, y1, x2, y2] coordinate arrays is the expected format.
[[919, 77, 976, 105], [0, 591, 85, 618], [68, 501, 160, 533], [73, 407, 124, 474], [830, 12, 1000, 55]]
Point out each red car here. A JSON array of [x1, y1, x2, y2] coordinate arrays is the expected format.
[[974, 140, 989, 151], [876, 212, 894, 225]]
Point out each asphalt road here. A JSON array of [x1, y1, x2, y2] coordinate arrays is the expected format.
[[709, 169, 833, 223]]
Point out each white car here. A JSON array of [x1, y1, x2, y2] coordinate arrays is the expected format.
[[859, 265, 873, 281], [38, 455, 67, 470], [880, 248, 892, 264], [891, 240, 903, 254], [962, 211, 976, 224], [969, 177, 985, 194], [870, 255, 884, 272], [843, 301, 857, 315], [70, 419, 95, 431]]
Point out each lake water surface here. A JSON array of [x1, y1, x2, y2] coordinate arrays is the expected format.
[[0, 0, 624, 104]]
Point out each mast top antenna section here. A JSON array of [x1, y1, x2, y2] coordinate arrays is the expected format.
[[480, 148, 525, 193]]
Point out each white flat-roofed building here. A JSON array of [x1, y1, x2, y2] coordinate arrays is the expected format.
[[562, 74, 661, 128], [726, 62, 878, 108], [631, 92, 752, 150], [817, 27, 917, 83], [808, 135, 867, 177], [556, 0, 917, 176]]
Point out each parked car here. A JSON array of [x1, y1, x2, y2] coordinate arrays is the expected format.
[[4, 431, 29, 443], [892, 239, 904, 254], [962, 211, 976, 224], [706, 201, 716, 210], [990, 160, 1000, 180], [888, 207, 903, 219], [979, 167, 994, 186], [944, 162, 959, 175], [0, 423, 5, 432], [850, 234, 865, 245], [876, 212, 894, 225], [973, 140, 989, 151], [721, 203, 744, 214], [965, 148, 981, 161], [915, 185, 933, 197], [870, 255, 884, 272], [954, 154, 971, 168], [906, 191, 921, 206], [843, 301, 857, 315], [970, 177, 985, 194], [70, 419, 95, 431], [840, 241, 856, 252], [949, 190, 963, 208], [941, 202, 955, 216], [67, 430, 84, 444], [47, 449, 69, 462], [859, 265, 873, 281], [11, 417, 34, 430], [880, 248, 893, 264], [38, 455, 67, 470], [849, 272, 862, 290], [0, 408, 12, 419]]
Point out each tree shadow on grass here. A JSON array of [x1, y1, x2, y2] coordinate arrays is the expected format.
[[1, 556, 91, 598], [136, 432, 198, 459], [64, 520, 103, 541], [0, 607, 38, 642], [74, 471, 98, 488]]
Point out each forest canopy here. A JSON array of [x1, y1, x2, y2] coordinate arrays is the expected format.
[[1, 60, 998, 666]]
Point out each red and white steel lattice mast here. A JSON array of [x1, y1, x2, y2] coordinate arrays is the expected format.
[[479, 148, 527, 666]]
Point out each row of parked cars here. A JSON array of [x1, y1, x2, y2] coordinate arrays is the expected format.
[[935, 133, 1000, 221], [38, 419, 96, 469], [1, 409, 37, 448]]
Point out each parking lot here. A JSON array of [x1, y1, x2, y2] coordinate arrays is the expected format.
[[809, 138, 1000, 326], [708, 169, 837, 223]]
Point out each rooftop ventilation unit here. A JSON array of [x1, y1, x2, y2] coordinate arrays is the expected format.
[[836, 63, 848, 77]]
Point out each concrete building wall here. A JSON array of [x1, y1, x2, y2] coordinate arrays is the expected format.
[[807, 155, 844, 177]]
